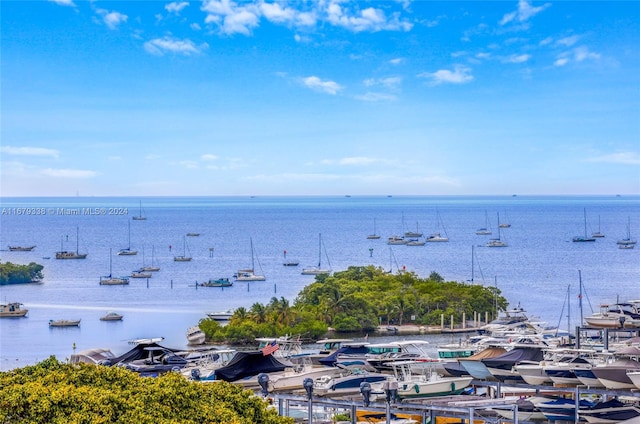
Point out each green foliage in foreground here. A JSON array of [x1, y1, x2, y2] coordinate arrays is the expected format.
[[200, 266, 507, 343], [0, 356, 292, 424], [0, 261, 44, 285]]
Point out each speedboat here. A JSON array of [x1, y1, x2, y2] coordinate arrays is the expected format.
[[580, 399, 640, 423], [313, 367, 389, 397], [207, 309, 234, 321], [198, 278, 233, 287], [387, 360, 473, 399], [49, 319, 81, 327], [124, 346, 188, 376], [8, 245, 36, 251], [590, 345, 640, 389], [186, 326, 206, 345], [584, 302, 640, 328], [100, 311, 123, 321]]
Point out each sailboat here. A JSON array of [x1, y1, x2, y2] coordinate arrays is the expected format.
[[141, 245, 160, 271], [617, 217, 636, 249], [235, 237, 265, 280], [475, 211, 492, 235], [572, 208, 596, 242], [100, 249, 129, 285], [117, 221, 138, 255], [301, 233, 332, 275], [131, 247, 152, 278], [55, 227, 87, 259], [426, 208, 449, 242], [132, 200, 147, 221], [366, 218, 381, 239], [498, 210, 511, 228], [174, 237, 192, 262], [404, 221, 423, 238], [486, 213, 508, 247], [591, 215, 605, 238]]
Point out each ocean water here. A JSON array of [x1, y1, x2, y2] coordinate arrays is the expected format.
[[0, 195, 638, 370]]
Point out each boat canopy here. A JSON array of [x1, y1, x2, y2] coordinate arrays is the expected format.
[[214, 351, 289, 382]]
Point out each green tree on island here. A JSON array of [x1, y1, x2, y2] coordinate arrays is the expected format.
[[200, 266, 508, 344], [0, 261, 44, 285]]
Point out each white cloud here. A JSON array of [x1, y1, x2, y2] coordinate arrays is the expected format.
[[586, 152, 640, 165], [553, 46, 600, 67], [1, 146, 60, 159], [202, 0, 260, 35], [260, 2, 296, 24], [503, 54, 531, 63], [573, 46, 600, 62], [201, 154, 219, 161], [418, 65, 474, 85], [301, 76, 343, 95], [144, 37, 208, 56], [178, 160, 199, 169], [326, 4, 412, 33], [337, 157, 379, 166], [389, 58, 404, 66], [165, 2, 189, 14], [41, 168, 97, 178], [95, 8, 128, 30], [49, 0, 75, 7], [354, 92, 397, 102], [556, 35, 580, 47], [500, 0, 550, 25], [363, 77, 402, 89]]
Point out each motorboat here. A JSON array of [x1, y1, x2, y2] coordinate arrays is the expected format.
[[387, 360, 473, 399], [425, 233, 448, 242], [482, 346, 545, 382], [493, 397, 547, 422], [313, 367, 389, 397], [255, 335, 303, 358], [130, 269, 152, 279], [49, 319, 81, 327], [100, 311, 123, 321], [186, 326, 206, 345], [207, 309, 234, 321], [0, 302, 28, 317], [480, 304, 530, 334], [580, 399, 640, 424], [182, 348, 237, 381], [590, 345, 640, 389], [267, 359, 341, 393], [584, 302, 640, 328], [70, 347, 116, 365], [459, 346, 508, 380], [386, 236, 408, 245], [532, 397, 596, 422], [124, 346, 188, 376], [628, 369, 640, 390], [197, 278, 232, 287], [8, 245, 36, 251]]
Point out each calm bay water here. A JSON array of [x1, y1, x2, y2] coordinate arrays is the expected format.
[[1, 195, 639, 370]]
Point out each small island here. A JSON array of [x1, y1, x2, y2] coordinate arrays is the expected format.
[[199, 265, 507, 344], [0, 261, 44, 285]]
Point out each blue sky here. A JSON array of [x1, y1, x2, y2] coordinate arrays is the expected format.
[[1, 0, 639, 196]]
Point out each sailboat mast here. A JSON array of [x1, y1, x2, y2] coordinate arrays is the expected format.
[[76, 227, 80, 254], [250, 238, 255, 270], [317, 234, 322, 267], [578, 270, 583, 327], [471, 245, 474, 284], [567, 284, 571, 339]]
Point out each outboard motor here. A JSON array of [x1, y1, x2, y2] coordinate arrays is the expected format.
[[257, 373, 270, 397]]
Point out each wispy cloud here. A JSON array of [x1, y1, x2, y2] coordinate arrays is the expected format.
[[418, 65, 473, 85], [503, 53, 531, 64], [500, 0, 551, 26], [363, 77, 402, 90], [49, 0, 75, 7], [556, 35, 580, 47], [201, 154, 219, 161], [95, 8, 128, 30], [389, 58, 404, 66], [322, 157, 380, 166], [1, 146, 60, 159], [585, 152, 640, 165], [41, 168, 97, 178], [354, 92, 397, 102], [301, 76, 343, 95], [554, 46, 601, 67], [144, 37, 208, 56], [165, 2, 189, 14]]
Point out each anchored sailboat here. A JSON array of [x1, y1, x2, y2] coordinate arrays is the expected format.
[[573, 208, 596, 242], [301, 233, 332, 275], [367, 218, 381, 239], [117, 221, 138, 255], [132, 200, 147, 221], [55, 227, 87, 259], [234, 237, 265, 281], [100, 249, 129, 285], [174, 237, 192, 262]]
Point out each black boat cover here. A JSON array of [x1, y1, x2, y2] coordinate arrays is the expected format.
[[318, 345, 370, 366], [107, 342, 180, 366], [482, 347, 544, 369], [214, 351, 289, 382]]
